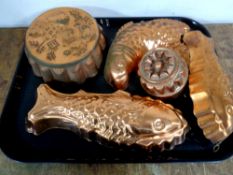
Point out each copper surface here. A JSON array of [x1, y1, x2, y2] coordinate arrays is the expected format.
[[184, 31, 233, 143], [26, 7, 99, 64], [104, 19, 190, 89], [27, 84, 189, 150], [138, 48, 188, 99], [25, 7, 105, 83]]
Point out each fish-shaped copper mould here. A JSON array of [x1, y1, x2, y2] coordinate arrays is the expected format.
[[184, 31, 233, 143], [27, 84, 189, 150], [104, 19, 190, 89]]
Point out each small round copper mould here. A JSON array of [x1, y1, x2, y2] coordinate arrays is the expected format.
[[25, 7, 105, 83], [138, 48, 189, 99]]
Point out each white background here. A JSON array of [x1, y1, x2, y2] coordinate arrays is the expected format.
[[1, 0, 233, 27]]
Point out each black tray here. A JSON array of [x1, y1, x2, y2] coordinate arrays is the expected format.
[[1, 17, 233, 163]]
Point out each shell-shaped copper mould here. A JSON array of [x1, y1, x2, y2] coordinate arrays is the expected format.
[[184, 31, 233, 143], [27, 84, 189, 150], [138, 48, 188, 99], [25, 7, 105, 83], [104, 19, 190, 89]]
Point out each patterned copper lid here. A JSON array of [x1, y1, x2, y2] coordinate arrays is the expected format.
[[25, 7, 99, 66], [138, 48, 189, 98]]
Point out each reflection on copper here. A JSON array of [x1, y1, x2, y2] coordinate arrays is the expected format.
[[104, 19, 190, 89], [184, 31, 233, 143], [27, 84, 189, 150], [138, 48, 188, 99]]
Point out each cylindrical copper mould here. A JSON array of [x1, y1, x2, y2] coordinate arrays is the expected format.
[[138, 48, 189, 99], [25, 7, 105, 83]]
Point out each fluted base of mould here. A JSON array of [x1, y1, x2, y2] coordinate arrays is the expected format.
[[184, 31, 233, 144], [27, 44, 104, 83]]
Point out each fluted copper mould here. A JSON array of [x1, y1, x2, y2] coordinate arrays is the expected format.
[[184, 31, 233, 143], [27, 84, 189, 150], [104, 19, 190, 90], [25, 7, 105, 83], [138, 48, 188, 99]]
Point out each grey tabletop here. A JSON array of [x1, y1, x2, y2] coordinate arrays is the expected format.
[[0, 25, 233, 175]]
